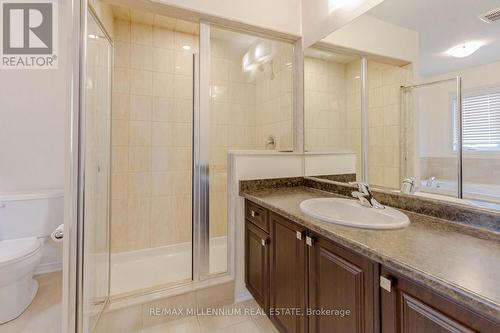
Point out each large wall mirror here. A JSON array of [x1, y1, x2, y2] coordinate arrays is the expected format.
[[304, 0, 500, 211]]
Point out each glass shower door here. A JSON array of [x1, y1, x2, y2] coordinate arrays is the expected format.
[[460, 82, 500, 209], [82, 9, 112, 332], [205, 26, 295, 276], [401, 79, 460, 198]]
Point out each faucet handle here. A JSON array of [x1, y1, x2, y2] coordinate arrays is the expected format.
[[349, 182, 371, 194]]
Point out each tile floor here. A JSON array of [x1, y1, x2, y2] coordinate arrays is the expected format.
[[0, 271, 278, 333], [0, 271, 62, 333], [139, 299, 279, 333]]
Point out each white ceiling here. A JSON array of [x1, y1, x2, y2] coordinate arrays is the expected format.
[[367, 0, 500, 76]]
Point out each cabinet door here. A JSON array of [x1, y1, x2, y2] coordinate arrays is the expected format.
[[245, 220, 270, 311], [380, 268, 500, 333], [308, 234, 377, 333], [269, 212, 307, 333]]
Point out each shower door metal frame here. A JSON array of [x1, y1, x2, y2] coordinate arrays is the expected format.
[[192, 22, 211, 281], [67, 1, 114, 332], [400, 77, 463, 199], [361, 57, 369, 183], [193, 21, 301, 282]]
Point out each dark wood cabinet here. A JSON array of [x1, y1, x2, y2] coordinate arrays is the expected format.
[[244, 200, 499, 333], [245, 220, 270, 311], [380, 268, 500, 333], [308, 233, 377, 333], [269, 212, 307, 333]]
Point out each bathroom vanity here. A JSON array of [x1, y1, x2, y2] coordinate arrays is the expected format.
[[242, 178, 500, 333]]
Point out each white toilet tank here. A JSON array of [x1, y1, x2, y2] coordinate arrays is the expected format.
[[0, 190, 64, 273]]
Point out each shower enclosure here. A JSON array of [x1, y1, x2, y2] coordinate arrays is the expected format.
[[402, 77, 500, 208], [401, 78, 462, 199], [304, 44, 411, 189], [80, 5, 113, 332], [73, 3, 296, 332]]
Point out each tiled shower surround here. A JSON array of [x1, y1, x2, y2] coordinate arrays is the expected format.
[[367, 61, 410, 189], [209, 34, 294, 239], [305, 56, 409, 189], [110, 16, 294, 256], [111, 18, 196, 253]]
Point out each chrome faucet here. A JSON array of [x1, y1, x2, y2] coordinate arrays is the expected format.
[[401, 177, 416, 194], [265, 135, 276, 150], [350, 182, 385, 209], [426, 176, 436, 187]]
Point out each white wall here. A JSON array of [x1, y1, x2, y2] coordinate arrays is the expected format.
[[0, 1, 73, 193], [302, 0, 384, 47], [156, 0, 302, 36], [322, 15, 418, 63]]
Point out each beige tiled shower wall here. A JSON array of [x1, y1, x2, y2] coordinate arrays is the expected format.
[[209, 38, 257, 238], [255, 43, 294, 150], [368, 62, 409, 189], [304, 57, 361, 176], [305, 58, 410, 187], [110, 19, 196, 253], [304, 57, 347, 150], [209, 37, 294, 238]]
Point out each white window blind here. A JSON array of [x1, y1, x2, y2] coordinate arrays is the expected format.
[[453, 90, 500, 151]]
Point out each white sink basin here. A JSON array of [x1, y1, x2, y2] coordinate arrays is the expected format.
[[300, 198, 410, 230]]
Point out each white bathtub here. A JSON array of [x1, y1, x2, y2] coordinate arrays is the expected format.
[[110, 236, 227, 296], [417, 179, 500, 209]]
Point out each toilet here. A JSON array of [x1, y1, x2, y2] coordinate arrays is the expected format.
[[0, 237, 43, 323], [0, 190, 63, 324]]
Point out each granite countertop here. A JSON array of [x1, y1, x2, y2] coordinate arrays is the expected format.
[[241, 186, 500, 321]]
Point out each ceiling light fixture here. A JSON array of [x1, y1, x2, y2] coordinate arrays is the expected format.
[[242, 40, 274, 72], [182, 45, 191, 50], [445, 41, 485, 58]]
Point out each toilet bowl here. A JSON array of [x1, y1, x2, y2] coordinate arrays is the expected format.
[[0, 237, 42, 324]]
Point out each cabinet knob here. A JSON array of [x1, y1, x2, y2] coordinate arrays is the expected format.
[[306, 236, 314, 246], [380, 276, 393, 293], [251, 210, 259, 218], [261, 238, 268, 246]]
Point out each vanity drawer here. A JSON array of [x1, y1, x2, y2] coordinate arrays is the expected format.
[[245, 201, 268, 232]]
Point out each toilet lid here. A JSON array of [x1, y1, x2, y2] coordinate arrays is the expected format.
[[0, 237, 41, 265]]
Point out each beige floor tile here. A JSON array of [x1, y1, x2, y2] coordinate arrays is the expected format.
[[251, 314, 279, 333], [141, 292, 196, 328], [94, 305, 143, 333], [197, 311, 250, 331], [195, 281, 234, 309], [141, 316, 200, 333], [212, 320, 262, 333], [0, 272, 62, 333]]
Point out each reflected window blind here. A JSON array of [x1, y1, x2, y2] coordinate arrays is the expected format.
[[453, 90, 500, 151]]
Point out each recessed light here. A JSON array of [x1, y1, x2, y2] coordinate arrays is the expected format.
[[182, 45, 191, 50], [445, 41, 485, 58]]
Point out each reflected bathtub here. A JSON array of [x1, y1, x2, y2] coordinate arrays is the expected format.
[[416, 179, 500, 210]]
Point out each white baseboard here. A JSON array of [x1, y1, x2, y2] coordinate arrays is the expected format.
[[234, 287, 253, 304], [35, 262, 62, 275]]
